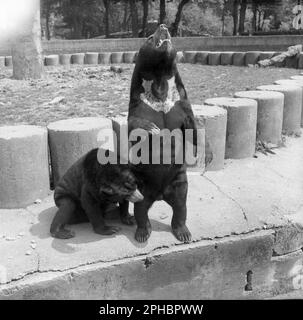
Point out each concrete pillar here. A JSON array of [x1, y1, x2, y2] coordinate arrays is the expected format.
[[285, 56, 298, 68], [245, 51, 261, 66], [176, 51, 185, 63], [191, 104, 227, 171], [186, 123, 205, 174], [205, 97, 257, 159], [71, 53, 85, 65], [123, 52, 137, 63], [257, 85, 302, 136], [0, 56, 5, 68], [275, 79, 303, 127], [111, 52, 124, 64], [195, 51, 209, 65], [59, 54, 71, 65], [183, 51, 197, 64], [5, 56, 12, 67], [45, 55, 59, 66], [0, 125, 50, 208], [208, 52, 221, 66], [234, 90, 284, 145], [298, 53, 303, 69], [220, 52, 234, 65], [99, 53, 111, 64], [232, 52, 245, 66], [84, 52, 99, 64], [111, 115, 129, 162], [48, 117, 113, 186]]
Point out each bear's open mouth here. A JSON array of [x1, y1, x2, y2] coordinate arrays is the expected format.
[[156, 38, 171, 48], [154, 27, 171, 48]]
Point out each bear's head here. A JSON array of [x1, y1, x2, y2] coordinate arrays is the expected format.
[[137, 24, 176, 75]]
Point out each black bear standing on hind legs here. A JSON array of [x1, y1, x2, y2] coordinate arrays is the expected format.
[[128, 24, 212, 243], [50, 148, 144, 239]]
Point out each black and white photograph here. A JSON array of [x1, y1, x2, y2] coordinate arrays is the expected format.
[[0, 0, 303, 307]]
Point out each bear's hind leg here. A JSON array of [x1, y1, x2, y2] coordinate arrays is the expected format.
[[50, 198, 77, 239], [134, 198, 154, 242], [119, 200, 136, 225], [163, 171, 192, 243]]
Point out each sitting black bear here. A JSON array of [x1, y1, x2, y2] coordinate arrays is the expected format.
[[50, 148, 143, 239], [128, 24, 212, 243]]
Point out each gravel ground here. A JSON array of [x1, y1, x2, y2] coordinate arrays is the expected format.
[[0, 63, 301, 126]]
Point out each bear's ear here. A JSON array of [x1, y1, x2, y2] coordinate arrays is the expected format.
[[99, 185, 114, 195], [124, 181, 136, 190]]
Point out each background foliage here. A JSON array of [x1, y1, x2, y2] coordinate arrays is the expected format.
[[40, 0, 299, 39]]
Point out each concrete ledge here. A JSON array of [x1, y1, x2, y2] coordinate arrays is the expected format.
[[2, 35, 303, 56]]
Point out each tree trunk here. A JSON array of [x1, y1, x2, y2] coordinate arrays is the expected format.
[[129, 0, 139, 37], [11, 0, 43, 80], [221, 0, 226, 36], [72, 15, 83, 39], [45, 0, 51, 40], [123, 0, 128, 31], [141, 0, 148, 37], [104, 0, 110, 38], [171, 0, 190, 37], [238, 0, 247, 35], [252, 1, 257, 32], [232, 0, 239, 36], [159, 0, 166, 24]]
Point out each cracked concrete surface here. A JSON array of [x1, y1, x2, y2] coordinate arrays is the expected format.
[[0, 134, 302, 290]]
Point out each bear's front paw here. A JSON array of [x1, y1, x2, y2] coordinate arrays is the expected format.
[[135, 227, 151, 242], [172, 225, 192, 243], [51, 228, 75, 239], [94, 225, 121, 236]]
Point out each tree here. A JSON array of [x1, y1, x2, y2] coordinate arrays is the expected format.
[[159, 0, 166, 24], [141, 0, 149, 36], [129, 0, 139, 37], [232, 0, 239, 35], [103, 0, 110, 37], [11, 0, 43, 79], [171, 0, 191, 36], [238, 0, 247, 34]]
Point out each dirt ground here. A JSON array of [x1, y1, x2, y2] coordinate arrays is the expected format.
[[0, 64, 300, 126]]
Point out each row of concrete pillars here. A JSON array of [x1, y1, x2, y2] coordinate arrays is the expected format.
[[0, 64, 302, 209], [0, 50, 302, 68]]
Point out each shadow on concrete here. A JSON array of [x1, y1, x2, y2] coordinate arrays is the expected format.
[[29, 205, 171, 254]]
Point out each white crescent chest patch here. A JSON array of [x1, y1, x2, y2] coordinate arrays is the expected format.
[[140, 76, 180, 113]]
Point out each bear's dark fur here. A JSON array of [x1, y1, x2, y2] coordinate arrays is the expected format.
[[127, 24, 211, 243], [50, 148, 143, 239]]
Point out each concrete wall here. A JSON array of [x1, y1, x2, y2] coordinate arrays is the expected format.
[[1, 35, 303, 56]]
